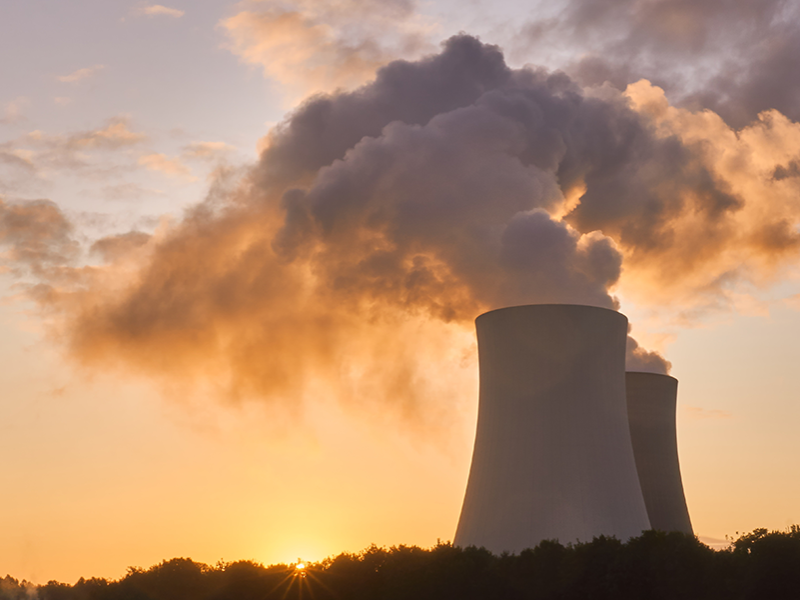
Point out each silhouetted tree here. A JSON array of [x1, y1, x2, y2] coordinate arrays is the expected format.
[[0, 575, 37, 600], [732, 525, 800, 600], [17, 527, 800, 600]]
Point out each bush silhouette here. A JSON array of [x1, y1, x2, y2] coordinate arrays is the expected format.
[[14, 527, 800, 600]]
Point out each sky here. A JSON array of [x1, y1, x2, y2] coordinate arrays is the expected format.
[[2, 0, 800, 584]]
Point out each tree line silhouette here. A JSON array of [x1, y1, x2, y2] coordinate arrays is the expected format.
[[2, 527, 799, 600]]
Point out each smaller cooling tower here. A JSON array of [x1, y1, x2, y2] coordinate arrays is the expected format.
[[454, 305, 650, 554], [626, 372, 693, 534]]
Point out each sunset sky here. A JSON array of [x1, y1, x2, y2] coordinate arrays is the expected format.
[[3, 0, 800, 584]]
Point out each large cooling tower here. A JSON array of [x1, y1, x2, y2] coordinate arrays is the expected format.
[[454, 304, 650, 553], [626, 372, 693, 534]]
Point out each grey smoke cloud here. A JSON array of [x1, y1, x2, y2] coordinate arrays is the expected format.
[[273, 91, 622, 319], [21, 33, 799, 415], [516, 0, 800, 128], [257, 36, 512, 189]]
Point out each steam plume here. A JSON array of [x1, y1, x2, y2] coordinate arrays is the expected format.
[[517, 0, 800, 128], [6, 34, 800, 417]]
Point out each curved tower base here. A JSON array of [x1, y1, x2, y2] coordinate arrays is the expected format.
[[626, 372, 693, 534], [454, 305, 650, 553]]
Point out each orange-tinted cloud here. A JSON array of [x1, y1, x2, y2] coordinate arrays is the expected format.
[[182, 141, 236, 161], [16, 38, 666, 419], [57, 65, 105, 84], [33, 200, 477, 429], [138, 153, 196, 181], [14, 35, 800, 421], [0, 149, 35, 172], [0, 97, 28, 124], [0, 118, 148, 193], [583, 81, 800, 315], [221, 0, 433, 102], [136, 4, 185, 18], [0, 198, 79, 277], [68, 119, 147, 150], [90, 231, 151, 262], [23, 117, 146, 164]]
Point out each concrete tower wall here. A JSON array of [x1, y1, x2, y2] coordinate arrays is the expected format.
[[626, 372, 693, 534], [454, 304, 650, 554]]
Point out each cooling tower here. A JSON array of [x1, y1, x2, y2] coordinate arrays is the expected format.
[[626, 372, 693, 534], [454, 304, 650, 553]]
